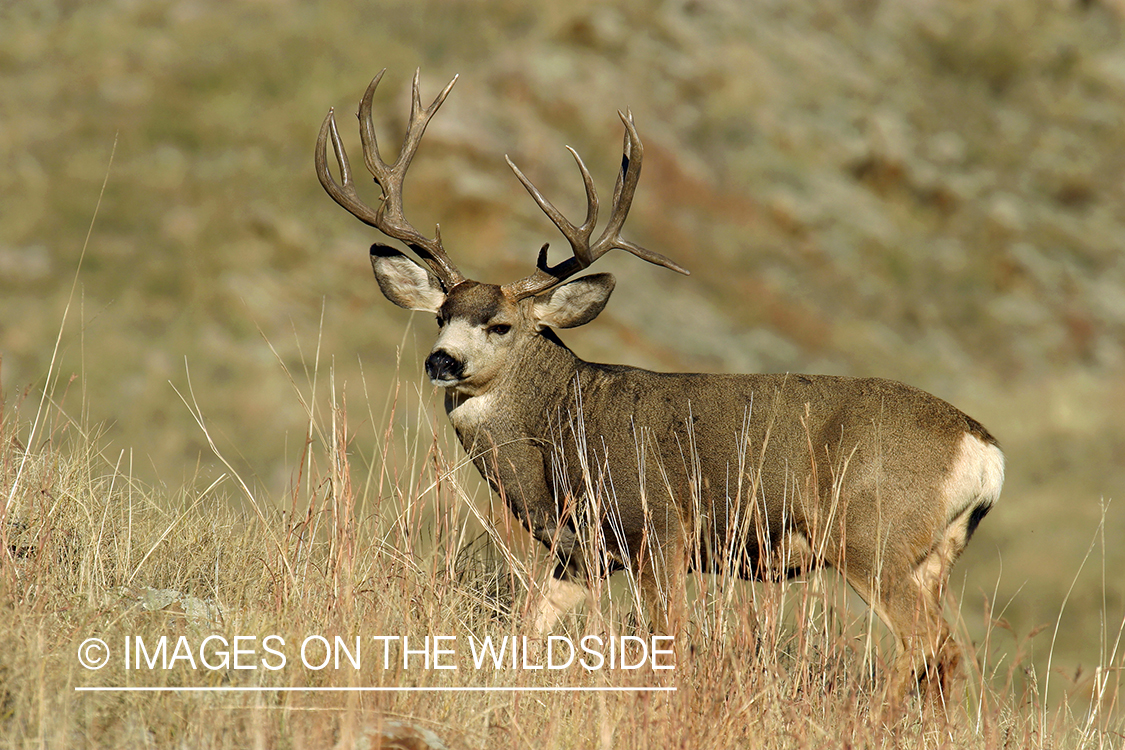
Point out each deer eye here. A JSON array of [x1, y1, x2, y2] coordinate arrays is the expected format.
[[487, 323, 512, 336]]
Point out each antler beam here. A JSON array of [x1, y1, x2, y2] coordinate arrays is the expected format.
[[501, 111, 689, 301], [316, 69, 465, 290]]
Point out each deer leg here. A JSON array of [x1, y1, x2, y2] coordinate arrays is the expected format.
[[532, 575, 588, 634], [850, 548, 960, 718], [906, 534, 964, 714], [637, 530, 688, 636]]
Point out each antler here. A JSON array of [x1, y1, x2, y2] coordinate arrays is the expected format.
[[316, 69, 465, 290], [501, 111, 689, 301]]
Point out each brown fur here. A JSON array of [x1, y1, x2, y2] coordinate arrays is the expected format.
[[418, 282, 1004, 712]]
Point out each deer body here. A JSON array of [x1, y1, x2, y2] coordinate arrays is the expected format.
[[317, 70, 1004, 709], [444, 306, 999, 589]]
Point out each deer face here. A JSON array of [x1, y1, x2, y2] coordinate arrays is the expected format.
[[371, 245, 616, 397], [428, 281, 519, 395]]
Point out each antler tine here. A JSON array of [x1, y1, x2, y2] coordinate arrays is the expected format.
[[356, 69, 387, 179], [396, 68, 458, 172], [316, 108, 381, 227], [504, 147, 600, 264], [317, 69, 464, 290], [601, 111, 691, 273], [602, 111, 642, 245], [501, 113, 689, 301]]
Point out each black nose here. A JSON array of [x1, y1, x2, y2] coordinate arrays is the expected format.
[[425, 349, 463, 382]]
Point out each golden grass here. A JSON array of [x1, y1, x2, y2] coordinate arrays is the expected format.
[[2, 366, 1120, 749]]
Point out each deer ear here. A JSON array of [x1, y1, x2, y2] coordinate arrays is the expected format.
[[370, 244, 446, 312], [532, 273, 615, 329]]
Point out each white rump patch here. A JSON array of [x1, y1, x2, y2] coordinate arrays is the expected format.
[[908, 433, 1005, 599], [942, 433, 1005, 524]]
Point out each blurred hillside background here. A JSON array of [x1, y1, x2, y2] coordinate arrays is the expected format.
[[2, 0, 1123, 682]]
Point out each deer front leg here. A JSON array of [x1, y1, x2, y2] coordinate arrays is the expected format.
[[532, 575, 589, 634], [470, 436, 591, 634], [528, 523, 589, 633]]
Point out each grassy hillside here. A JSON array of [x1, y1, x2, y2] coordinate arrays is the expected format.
[[2, 386, 1121, 748], [2, 0, 1123, 722]]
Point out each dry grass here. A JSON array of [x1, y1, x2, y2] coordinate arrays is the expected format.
[[3, 2, 1125, 743], [2, 361, 1120, 749], [4, 0, 1125, 679]]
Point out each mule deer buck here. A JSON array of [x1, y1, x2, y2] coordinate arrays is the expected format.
[[316, 69, 1004, 708]]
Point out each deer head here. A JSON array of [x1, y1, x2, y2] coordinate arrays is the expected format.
[[315, 69, 688, 396]]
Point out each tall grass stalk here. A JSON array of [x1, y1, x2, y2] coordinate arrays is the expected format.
[[1, 357, 1121, 746]]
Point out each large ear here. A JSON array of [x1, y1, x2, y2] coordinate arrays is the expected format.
[[369, 244, 446, 312], [532, 273, 615, 329]]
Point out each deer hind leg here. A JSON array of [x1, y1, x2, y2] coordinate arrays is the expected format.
[[889, 554, 960, 713], [903, 500, 993, 711], [839, 570, 951, 719], [825, 523, 962, 717], [854, 537, 962, 717]]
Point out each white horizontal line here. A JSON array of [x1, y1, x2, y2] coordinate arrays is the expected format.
[[75, 686, 676, 693]]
